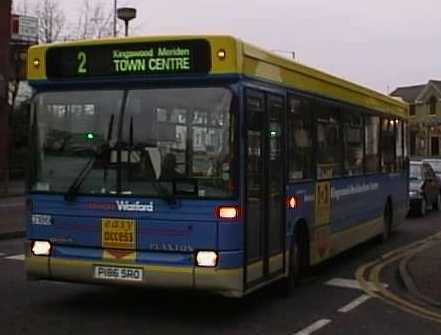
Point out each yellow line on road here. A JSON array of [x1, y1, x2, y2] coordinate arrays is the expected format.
[[356, 231, 441, 323]]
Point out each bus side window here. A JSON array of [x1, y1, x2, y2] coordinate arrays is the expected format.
[[343, 112, 363, 176], [287, 96, 313, 180], [381, 118, 396, 173], [396, 119, 404, 170], [365, 115, 380, 173], [316, 105, 342, 179], [403, 121, 409, 170]]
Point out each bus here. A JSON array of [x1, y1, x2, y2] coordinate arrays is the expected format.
[[25, 35, 409, 298]]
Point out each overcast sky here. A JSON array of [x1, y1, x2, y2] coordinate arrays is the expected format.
[[13, 0, 441, 93]]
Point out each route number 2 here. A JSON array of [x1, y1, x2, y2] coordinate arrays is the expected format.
[[77, 51, 87, 74]]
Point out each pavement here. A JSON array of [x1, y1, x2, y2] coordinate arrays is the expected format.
[[0, 179, 25, 240], [399, 235, 441, 309]]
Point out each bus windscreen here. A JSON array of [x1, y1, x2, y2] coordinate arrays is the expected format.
[[30, 87, 235, 199]]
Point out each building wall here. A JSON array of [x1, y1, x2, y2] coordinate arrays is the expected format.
[[409, 87, 441, 157], [0, 1, 12, 186]]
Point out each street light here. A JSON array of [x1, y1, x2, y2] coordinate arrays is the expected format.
[[117, 7, 136, 37]]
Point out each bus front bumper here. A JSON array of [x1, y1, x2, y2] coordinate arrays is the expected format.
[[25, 252, 244, 298]]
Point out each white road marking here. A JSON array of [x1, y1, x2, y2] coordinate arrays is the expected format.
[[5, 254, 25, 261], [325, 278, 387, 292], [338, 294, 371, 313], [292, 319, 332, 335]]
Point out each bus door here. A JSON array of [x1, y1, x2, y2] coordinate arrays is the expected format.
[[244, 90, 285, 289]]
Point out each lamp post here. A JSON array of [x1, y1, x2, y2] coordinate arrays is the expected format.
[[117, 7, 136, 37]]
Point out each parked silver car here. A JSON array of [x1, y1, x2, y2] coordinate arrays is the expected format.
[[423, 158, 441, 180], [409, 161, 441, 216]]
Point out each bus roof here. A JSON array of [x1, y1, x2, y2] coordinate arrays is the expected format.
[[27, 34, 408, 118]]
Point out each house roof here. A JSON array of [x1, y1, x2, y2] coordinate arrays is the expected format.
[[390, 84, 426, 103], [390, 80, 441, 103]]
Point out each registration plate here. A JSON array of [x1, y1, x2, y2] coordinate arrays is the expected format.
[[101, 218, 136, 249], [94, 265, 143, 282]]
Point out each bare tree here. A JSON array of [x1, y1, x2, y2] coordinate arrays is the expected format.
[[76, 0, 115, 39], [12, 0, 30, 15], [34, 0, 65, 43]]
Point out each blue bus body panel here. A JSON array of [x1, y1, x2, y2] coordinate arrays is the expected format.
[[286, 172, 408, 237], [28, 195, 243, 268]]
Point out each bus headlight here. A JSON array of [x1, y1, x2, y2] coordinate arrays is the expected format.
[[31, 241, 52, 256], [195, 251, 218, 267]]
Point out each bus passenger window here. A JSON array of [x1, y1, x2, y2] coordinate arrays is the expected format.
[[343, 113, 363, 176], [381, 118, 396, 172], [396, 120, 404, 170], [288, 97, 313, 180], [365, 115, 380, 173], [316, 107, 341, 179]]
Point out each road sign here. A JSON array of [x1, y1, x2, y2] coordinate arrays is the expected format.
[[11, 15, 38, 42]]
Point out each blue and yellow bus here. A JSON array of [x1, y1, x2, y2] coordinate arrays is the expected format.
[[25, 35, 408, 297]]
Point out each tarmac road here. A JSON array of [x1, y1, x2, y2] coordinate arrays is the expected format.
[[1, 210, 441, 335]]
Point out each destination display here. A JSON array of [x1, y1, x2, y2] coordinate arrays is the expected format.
[[46, 39, 211, 79]]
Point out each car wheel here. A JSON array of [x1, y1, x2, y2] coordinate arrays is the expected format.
[[419, 198, 427, 216], [434, 194, 441, 211]]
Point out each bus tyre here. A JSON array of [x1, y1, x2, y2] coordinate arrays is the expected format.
[[278, 238, 300, 296], [419, 198, 427, 217], [434, 194, 441, 211], [382, 202, 393, 241]]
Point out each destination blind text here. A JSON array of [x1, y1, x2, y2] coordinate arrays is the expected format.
[[112, 47, 191, 73]]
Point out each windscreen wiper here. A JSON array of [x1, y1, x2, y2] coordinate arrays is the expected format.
[[64, 155, 97, 201], [152, 180, 177, 205], [65, 115, 115, 201]]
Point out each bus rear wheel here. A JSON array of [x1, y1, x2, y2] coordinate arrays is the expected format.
[[382, 202, 393, 241], [278, 234, 304, 296], [433, 194, 441, 211]]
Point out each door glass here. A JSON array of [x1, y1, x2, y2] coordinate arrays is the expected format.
[[246, 94, 264, 262], [268, 96, 283, 255]]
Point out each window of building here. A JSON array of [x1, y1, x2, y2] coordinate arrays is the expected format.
[[287, 96, 313, 180], [343, 112, 363, 175], [409, 104, 416, 116], [381, 118, 396, 172], [316, 106, 341, 179], [365, 115, 380, 173]]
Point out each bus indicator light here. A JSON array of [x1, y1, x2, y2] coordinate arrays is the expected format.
[[216, 206, 239, 220], [288, 196, 297, 209], [32, 58, 41, 68], [217, 49, 226, 60]]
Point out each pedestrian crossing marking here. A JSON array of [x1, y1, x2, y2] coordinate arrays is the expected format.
[[326, 278, 387, 292]]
